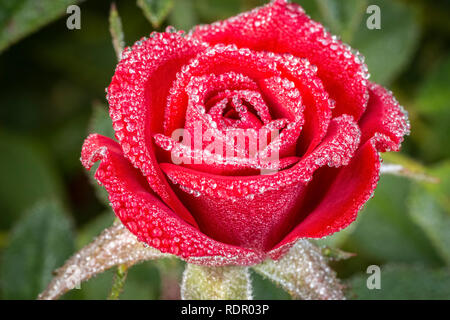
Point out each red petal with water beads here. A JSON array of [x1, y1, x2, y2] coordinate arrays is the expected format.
[[159, 115, 361, 251], [268, 139, 381, 259], [79, 0, 411, 266], [189, 0, 369, 121], [107, 33, 207, 227], [163, 44, 284, 137], [156, 47, 335, 177], [153, 132, 300, 176], [359, 83, 410, 152], [81, 134, 263, 266]]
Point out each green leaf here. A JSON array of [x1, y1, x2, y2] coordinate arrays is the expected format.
[[153, 258, 184, 299], [297, 0, 419, 85], [181, 264, 252, 300], [351, 0, 420, 85], [314, 0, 368, 42], [346, 175, 441, 265], [168, 0, 198, 31], [0, 200, 75, 299], [413, 55, 450, 162], [88, 101, 114, 139], [314, 218, 359, 248], [253, 240, 344, 300], [137, 0, 174, 29], [347, 264, 450, 300], [250, 270, 291, 300], [117, 262, 161, 300], [66, 262, 161, 300], [382, 153, 440, 184], [292, 0, 321, 21], [408, 162, 450, 265], [76, 210, 115, 249], [0, 0, 82, 53], [194, 0, 242, 22], [0, 131, 64, 229], [109, 3, 125, 61], [50, 113, 89, 173], [33, 9, 116, 93]]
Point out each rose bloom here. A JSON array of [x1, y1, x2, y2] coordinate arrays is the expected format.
[[81, 0, 409, 266]]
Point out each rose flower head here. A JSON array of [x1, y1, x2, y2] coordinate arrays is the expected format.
[[81, 0, 410, 266]]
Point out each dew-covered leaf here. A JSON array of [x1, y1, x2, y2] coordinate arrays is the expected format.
[[253, 240, 345, 300], [0, 0, 82, 53], [181, 264, 252, 300], [347, 264, 450, 300], [0, 131, 64, 229], [0, 200, 75, 299], [137, 0, 174, 28], [408, 162, 450, 265]]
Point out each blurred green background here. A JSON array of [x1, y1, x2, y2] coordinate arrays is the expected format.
[[0, 0, 449, 300]]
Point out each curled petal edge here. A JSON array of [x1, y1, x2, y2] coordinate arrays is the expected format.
[[81, 134, 264, 266]]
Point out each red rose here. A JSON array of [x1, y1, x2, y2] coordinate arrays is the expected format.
[[81, 0, 409, 266]]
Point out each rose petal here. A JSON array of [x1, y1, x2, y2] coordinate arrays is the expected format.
[[81, 134, 263, 266], [359, 83, 410, 152], [159, 115, 361, 250], [272, 54, 333, 156], [153, 132, 300, 176], [268, 139, 380, 259], [107, 33, 207, 226], [189, 0, 369, 120], [163, 44, 283, 136]]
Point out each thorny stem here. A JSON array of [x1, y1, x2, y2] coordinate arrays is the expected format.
[[38, 222, 167, 300]]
